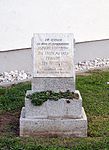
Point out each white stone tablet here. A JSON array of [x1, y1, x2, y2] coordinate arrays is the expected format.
[[32, 33, 75, 77]]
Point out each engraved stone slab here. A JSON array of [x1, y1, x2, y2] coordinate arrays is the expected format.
[[32, 33, 75, 78], [31, 33, 75, 92]]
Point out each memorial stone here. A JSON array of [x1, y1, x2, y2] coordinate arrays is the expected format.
[[20, 33, 87, 137], [32, 33, 75, 92]]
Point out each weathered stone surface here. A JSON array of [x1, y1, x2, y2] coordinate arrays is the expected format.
[[32, 33, 75, 78], [32, 77, 75, 92], [32, 33, 75, 92], [20, 107, 87, 137], [25, 91, 48, 119], [25, 90, 82, 119]]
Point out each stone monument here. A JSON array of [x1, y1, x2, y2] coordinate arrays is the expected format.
[[20, 33, 87, 137]]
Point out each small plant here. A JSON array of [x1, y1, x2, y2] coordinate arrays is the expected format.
[[26, 90, 79, 106]]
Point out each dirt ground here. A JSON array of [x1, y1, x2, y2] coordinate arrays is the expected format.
[[0, 111, 20, 136]]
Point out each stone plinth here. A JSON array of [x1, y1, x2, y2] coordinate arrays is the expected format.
[[20, 107, 87, 137], [25, 90, 82, 119], [32, 77, 75, 92]]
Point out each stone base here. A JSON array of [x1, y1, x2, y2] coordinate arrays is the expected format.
[[20, 107, 87, 137], [25, 90, 82, 119]]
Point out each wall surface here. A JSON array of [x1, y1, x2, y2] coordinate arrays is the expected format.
[[0, 48, 32, 73], [75, 39, 109, 63], [0, 0, 109, 51], [0, 39, 109, 73]]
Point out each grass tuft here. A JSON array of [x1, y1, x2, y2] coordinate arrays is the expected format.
[[0, 82, 31, 113]]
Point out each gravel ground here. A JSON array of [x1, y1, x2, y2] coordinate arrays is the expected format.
[[0, 57, 109, 84], [0, 70, 32, 84], [75, 58, 109, 72]]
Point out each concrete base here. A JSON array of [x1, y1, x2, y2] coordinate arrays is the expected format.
[[20, 107, 87, 137], [25, 90, 82, 119]]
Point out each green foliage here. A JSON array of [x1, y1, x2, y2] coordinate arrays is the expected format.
[[0, 82, 31, 113], [76, 70, 109, 138], [1, 137, 109, 150], [26, 90, 79, 106], [76, 70, 109, 116]]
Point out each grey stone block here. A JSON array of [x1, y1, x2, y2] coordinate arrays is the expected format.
[[20, 107, 87, 137], [25, 90, 82, 119], [25, 90, 48, 119], [32, 77, 75, 92]]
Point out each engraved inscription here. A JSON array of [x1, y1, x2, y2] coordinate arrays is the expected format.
[[33, 33, 74, 77]]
